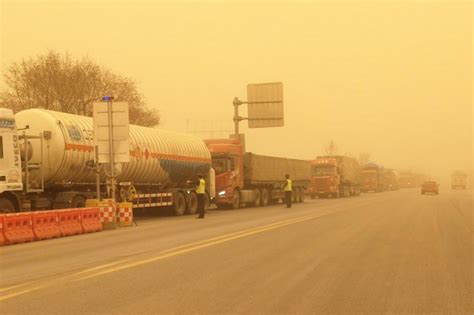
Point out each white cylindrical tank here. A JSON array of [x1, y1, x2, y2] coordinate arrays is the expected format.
[[15, 109, 211, 188]]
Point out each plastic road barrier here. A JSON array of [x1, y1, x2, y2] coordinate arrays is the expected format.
[[117, 202, 133, 227], [81, 208, 102, 233], [32, 211, 61, 241], [3, 213, 35, 245], [58, 210, 83, 236], [0, 215, 5, 245]]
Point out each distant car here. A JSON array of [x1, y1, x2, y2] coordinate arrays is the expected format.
[[421, 180, 439, 195]]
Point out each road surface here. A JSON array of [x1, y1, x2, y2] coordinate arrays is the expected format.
[[1, 189, 472, 314]]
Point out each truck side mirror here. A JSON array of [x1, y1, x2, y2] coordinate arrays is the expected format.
[[43, 131, 52, 140]]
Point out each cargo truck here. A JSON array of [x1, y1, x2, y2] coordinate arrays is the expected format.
[[382, 169, 400, 191], [361, 163, 384, 192], [204, 138, 310, 209], [308, 155, 361, 198], [451, 171, 467, 189], [0, 108, 215, 215]]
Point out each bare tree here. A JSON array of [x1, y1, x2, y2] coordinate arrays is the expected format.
[[325, 140, 338, 156], [0, 51, 160, 126]]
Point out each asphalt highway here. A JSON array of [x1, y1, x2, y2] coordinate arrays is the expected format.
[[0, 189, 472, 314]]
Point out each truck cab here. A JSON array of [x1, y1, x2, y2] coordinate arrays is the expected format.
[[309, 157, 339, 198], [0, 108, 23, 212], [204, 138, 243, 208], [361, 164, 382, 192]]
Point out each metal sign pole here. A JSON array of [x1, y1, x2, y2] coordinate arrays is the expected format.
[[232, 97, 241, 137], [107, 99, 116, 200], [94, 145, 101, 201]]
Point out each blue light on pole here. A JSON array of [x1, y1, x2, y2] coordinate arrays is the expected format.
[[102, 96, 114, 101]]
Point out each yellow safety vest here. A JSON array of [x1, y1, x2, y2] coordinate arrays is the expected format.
[[284, 179, 292, 192], [196, 178, 206, 194]]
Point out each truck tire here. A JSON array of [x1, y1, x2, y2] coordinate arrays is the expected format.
[[253, 189, 261, 207], [293, 188, 299, 203], [173, 192, 186, 216], [232, 190, 240, 209], [0, 198, 16, 213], [186, 192, 198, 215], [261, 189, 270, 207], [204, 193, 210, 210], [299, 189, 305, 203], [71, 196, 86, 208]]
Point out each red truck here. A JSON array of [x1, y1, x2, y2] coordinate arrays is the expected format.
[[204, 138, 311, 209], [361, 163, 384, 192], [308, 155, 361, 198]]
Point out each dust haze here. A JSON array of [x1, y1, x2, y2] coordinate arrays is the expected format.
[[1, 0, 472, 184]]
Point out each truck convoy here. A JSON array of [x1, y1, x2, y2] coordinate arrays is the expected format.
[[204, 138, 310, 209], [361, 163, 384, 192], [451, 171, 467, 190], [308, 155, 361, 198], [0, 108, 214, 215]]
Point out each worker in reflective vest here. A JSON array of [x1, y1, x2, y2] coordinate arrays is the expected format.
[[284, 174, 293, 208], [196, 174, 206, 219]]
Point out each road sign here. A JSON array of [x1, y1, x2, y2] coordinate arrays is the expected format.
[[93, 102, 130, 163], [247, 82, 284, 128]]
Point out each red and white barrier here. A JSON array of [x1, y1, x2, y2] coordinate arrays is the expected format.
[[117, 202, 133, 227]]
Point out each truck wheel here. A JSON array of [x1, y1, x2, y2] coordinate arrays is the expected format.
[[173, 192, 186, 216], [261, 189, 269, 206], [232, 190, 240, 209], [204, 193, 210, 210], [292, 188, 298, 203], [253, 189, 261, 207], [186, 192, 198, 215], [71, 196, 86, 208], [299, 189, 305, 203], [339, 187, 345, 198], [0, 198, 16, 213]]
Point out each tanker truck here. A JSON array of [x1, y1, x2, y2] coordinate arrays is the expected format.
[[0, 108, 214, 215], [307, 155, 361, 198], [203, 138, 310, 209], [361, 163, 384, 192]]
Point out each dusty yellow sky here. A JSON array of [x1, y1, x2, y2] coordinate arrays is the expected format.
[[1, 0, 472, 182]]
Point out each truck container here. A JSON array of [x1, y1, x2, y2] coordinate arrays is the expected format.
[[307, 155, 361, 198], [204, 138, 310, 209], [0, 108, 214, 215], [361, 163, 384, 192], [451, 171, 467, 189]]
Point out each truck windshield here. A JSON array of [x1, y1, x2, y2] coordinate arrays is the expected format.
[[212, 158, 228, 175], [312, 166, 335, 176]]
